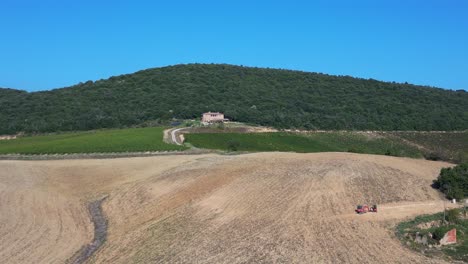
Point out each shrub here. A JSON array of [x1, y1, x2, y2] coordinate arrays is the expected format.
[[446, 208, 461, 224], [227, 139, 240, 151], [433, 226, 451, 240], [433, 164, 468, 199], [424, 152, 443, 161]]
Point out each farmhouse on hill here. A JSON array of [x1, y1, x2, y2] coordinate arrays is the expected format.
[[202, 112, 228, 123]]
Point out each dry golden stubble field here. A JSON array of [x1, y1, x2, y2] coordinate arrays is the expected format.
[[0, 152, 454, 263]]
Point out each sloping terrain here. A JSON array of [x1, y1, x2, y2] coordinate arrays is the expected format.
[[1, 64, 468, 134], [0, 153, 454, 263], [184, 129, 468, 163], [0, 162, 92, 263], [388, 131, 468, 163]]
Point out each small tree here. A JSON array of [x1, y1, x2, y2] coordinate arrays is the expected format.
[[433, 164, 468, 199]]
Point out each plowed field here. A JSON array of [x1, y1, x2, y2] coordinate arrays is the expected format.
[[0, 153, 454, 263]]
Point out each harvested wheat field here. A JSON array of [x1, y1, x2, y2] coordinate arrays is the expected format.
[[0, 152, 455, 263]]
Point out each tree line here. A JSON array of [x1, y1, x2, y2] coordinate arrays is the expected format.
[[1, 63, 467, 134]]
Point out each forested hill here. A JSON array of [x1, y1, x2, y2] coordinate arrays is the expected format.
[[1, 64, 468, 134]]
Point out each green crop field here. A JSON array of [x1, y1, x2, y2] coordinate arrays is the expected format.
[[389, 131, 468, 163], [0, 127, 186, 154], [185, 132, 424, 158]]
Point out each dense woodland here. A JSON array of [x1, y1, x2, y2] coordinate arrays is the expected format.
[[1, 64, 467, 134]]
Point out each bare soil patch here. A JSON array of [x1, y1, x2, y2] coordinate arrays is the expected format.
[[0, 153, 454, 263]]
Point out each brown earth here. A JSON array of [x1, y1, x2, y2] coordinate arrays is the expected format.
[[0, 152, 455, 263]]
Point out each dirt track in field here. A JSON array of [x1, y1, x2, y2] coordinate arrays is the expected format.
[[0, 152, 455, 263]]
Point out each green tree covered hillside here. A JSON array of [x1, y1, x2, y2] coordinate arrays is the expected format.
[[1, 64, 467, 134]]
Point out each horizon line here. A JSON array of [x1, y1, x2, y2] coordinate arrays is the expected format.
[[2, 62, 467, 92]]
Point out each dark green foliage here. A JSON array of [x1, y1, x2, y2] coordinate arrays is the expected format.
[[1, 64, 468, 134], [433, 225, 454, 241], [433, 164, 468, 200], [424, 152, 443, 161], [226, 139, 240, 151]]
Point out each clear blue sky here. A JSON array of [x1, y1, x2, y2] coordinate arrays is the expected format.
[[1, 0, 467, 91]]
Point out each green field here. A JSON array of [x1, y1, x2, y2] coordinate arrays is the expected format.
[[0, 127, 186, 154], [185, 132, 424, 158], [390, 132, 468, 163], [2, 127, 466, 160]]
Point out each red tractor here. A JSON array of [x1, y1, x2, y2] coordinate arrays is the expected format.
[[355, 204, 377, 214]]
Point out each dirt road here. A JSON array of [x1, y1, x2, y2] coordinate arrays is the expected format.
[[163, 127, 189, 145], [0, 152, 454, 263], [163, 124, 279, 146]]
